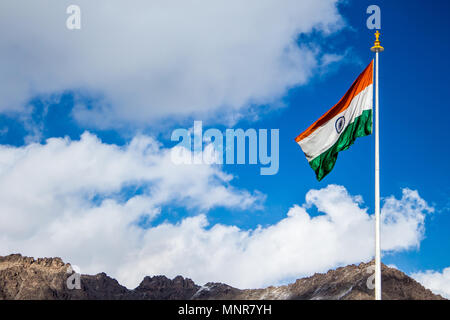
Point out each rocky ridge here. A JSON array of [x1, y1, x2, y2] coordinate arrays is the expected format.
[[0, 254, 444, 300]]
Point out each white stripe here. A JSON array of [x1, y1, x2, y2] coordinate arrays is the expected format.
[[298, 84, 373, 162]]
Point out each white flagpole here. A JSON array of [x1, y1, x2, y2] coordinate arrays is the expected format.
[[374, 49, 382, 301], [371, 30, 384, 301]]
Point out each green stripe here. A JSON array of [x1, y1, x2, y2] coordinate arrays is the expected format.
[[309, 109, 372, 181]]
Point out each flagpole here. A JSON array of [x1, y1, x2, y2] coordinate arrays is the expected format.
[[371, 30, 384, 301]]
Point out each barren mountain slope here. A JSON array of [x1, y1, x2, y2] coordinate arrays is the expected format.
[[0, 254, 444, 300]]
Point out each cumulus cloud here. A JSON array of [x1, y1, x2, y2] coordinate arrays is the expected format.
[[0, 135, 433, 289], [412, 268, 450, 299], [0, 132, 263, 251], [110, 186, 433, 288], [0, 0, 343, 127]]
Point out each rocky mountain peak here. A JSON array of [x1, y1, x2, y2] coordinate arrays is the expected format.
[[0, 253, 66, 268], [0, 254, 445, 300]]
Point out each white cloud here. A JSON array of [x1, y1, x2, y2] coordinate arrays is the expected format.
[[0, 132, 263, 245], [412, 268, 450, 299], [0, 135, 433, 290], [0, 0, 343, 128], [114, 186, 433, 288], [380, 189, 432, 251]]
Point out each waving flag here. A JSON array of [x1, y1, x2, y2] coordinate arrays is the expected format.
[[295, 61, 373, 181]]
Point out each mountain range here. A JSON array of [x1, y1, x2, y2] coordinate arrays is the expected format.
[[0, 254, 444, 300]]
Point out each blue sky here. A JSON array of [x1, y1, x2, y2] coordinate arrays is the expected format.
[[0, 0, 449, 293], [226, 0, 450, 273]]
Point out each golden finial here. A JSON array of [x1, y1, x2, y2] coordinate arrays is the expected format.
[[371, 30, 384, 52], [375, 30, 380, 41]]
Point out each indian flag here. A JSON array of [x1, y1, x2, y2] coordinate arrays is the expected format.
[[295, 61, 374, 181]]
